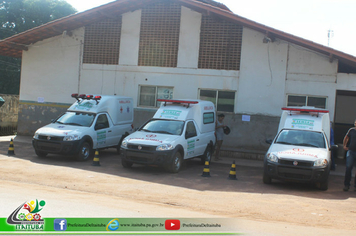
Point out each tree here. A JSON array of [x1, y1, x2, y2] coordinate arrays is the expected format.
[[0, 0, 77, 94]]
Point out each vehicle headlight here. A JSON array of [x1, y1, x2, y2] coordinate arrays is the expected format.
[[314, 159, 328, 167], [121, 138, 128, 148], [156, 144, 174, 151], [63, 135, 80, 141], [33, 132, 39, 139], [266, 153, 279, 163]]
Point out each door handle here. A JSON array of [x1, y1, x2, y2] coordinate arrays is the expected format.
[[108, 130, 112, 133], [196, 139, 199, 141]]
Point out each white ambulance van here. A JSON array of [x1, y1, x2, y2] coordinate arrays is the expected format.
[[120, 99, 216, 173], [32, 94, 134, 161], [263, 106, 336, 190]]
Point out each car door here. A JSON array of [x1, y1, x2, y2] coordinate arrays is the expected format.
[[185, 121, 198, 158], [94, 114, 115, 148]]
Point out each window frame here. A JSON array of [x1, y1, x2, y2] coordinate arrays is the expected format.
[[286, 94, 327, 109], [138, 85, 174, 108], [199, 89, 236, 113]]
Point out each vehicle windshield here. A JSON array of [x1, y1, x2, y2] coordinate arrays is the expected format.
[[140, 119, 184, 135], [275, 129, 326, 148], [55, 112, 96, 127]]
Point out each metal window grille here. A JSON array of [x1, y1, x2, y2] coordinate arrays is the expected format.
[[83, 17, 122, 65], [138, 2, 181, 67], [198, 15, 242, 70]]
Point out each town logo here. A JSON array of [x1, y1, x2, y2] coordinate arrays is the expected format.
[[7, 199, 46, 231]]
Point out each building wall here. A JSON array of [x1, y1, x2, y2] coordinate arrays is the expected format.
[[0, 94, 19, 127], [16, 5, 356, 153]]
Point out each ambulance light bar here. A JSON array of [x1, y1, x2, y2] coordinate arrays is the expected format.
[[282, 107, 329, 113], [71, 94, 101, 104], [157, 99, 199, 104], [157, 99, 199, 107]]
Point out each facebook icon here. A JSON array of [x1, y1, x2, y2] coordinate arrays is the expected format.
[[54, 219, 67, 231]]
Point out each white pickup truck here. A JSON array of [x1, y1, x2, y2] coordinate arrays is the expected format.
[[32, 94, 134, 161], [120, 99, 216, 172], [263, 106, 337, 190]]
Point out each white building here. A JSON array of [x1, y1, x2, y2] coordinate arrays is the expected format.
[[1, 0, 355, 155]]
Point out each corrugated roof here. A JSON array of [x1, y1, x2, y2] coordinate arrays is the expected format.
[[0, 0, 355, 68]]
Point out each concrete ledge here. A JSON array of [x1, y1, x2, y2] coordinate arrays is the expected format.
[[220, 149, 265, 161]]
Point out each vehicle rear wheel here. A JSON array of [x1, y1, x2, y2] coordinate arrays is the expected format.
[[201, 146, 212, 165], [76, 142, 93, 161], [121, 159, 133, 168], [167, 151, 182, 173], [263, 172, 272, 184], [35, 150, 48, 158]]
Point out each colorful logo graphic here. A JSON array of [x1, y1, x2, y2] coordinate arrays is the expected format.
[[54, 219, 67, 231], [165, 219, 180, 230], [106, 218, 120, 231], [7, 199, 46, 231]]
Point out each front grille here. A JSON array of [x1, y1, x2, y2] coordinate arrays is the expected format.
[[37, 141, 61, 152], [279, 159, 313, 167], [128, 144, 156, 151], [278, 167, 312, 180], [38, 135, 63, 142]]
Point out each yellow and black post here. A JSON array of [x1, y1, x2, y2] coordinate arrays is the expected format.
[[7, 138, 15, 156], [228, 160, 237, 180], [201, 161, 211, 177], [92, 149, 100, 166]]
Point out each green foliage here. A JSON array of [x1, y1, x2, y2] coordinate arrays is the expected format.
[[0, 0, 77, 94]]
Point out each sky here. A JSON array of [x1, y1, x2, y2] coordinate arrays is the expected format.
[[65, 0, 356, 57]]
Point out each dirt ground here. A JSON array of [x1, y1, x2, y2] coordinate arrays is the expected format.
[[1, 137, 356, 235]]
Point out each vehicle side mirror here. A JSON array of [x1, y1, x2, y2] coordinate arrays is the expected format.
[[95, 123, 106, 130], [266, 139, 273, 145], [185, 132, 194, 139], [330, 144, 338, 151]]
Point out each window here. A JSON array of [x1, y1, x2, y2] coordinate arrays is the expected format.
[[95, 114, 109, 130], [198, 15, 243, 70], [139, 86, 173, 107], [83, 18, 122, 65], [185, 121, 197, 138], [199, 89, 235, 112], [138, 2, 181, 67], [287, 95, 327, 109], [203, 112, 214, 124]]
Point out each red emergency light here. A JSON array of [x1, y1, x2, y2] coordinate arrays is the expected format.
[[282, 107, 329, 113], [78, 94, 86, 99], [71, 93, 78, 98], [86, 95, 93, 99]]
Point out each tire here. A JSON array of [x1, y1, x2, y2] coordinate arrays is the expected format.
[[76, 142, 93, 161], [117, 134, 127, 155], [316, 179, 329, 191], [263, 172, 272, 184], [35, 150, 48, 158], [121, 158, 133, 168], [201, 146, 212, 165], [167, 151, 182, 173]]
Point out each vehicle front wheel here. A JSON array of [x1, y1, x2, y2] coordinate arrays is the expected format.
[[316, 179, 329, 191], [263, 172, 272, 184], [76, 142, 93, 161], [121, 159, 133, 168], [35, 150, 48, 158], [167, 151, 182, 173]]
